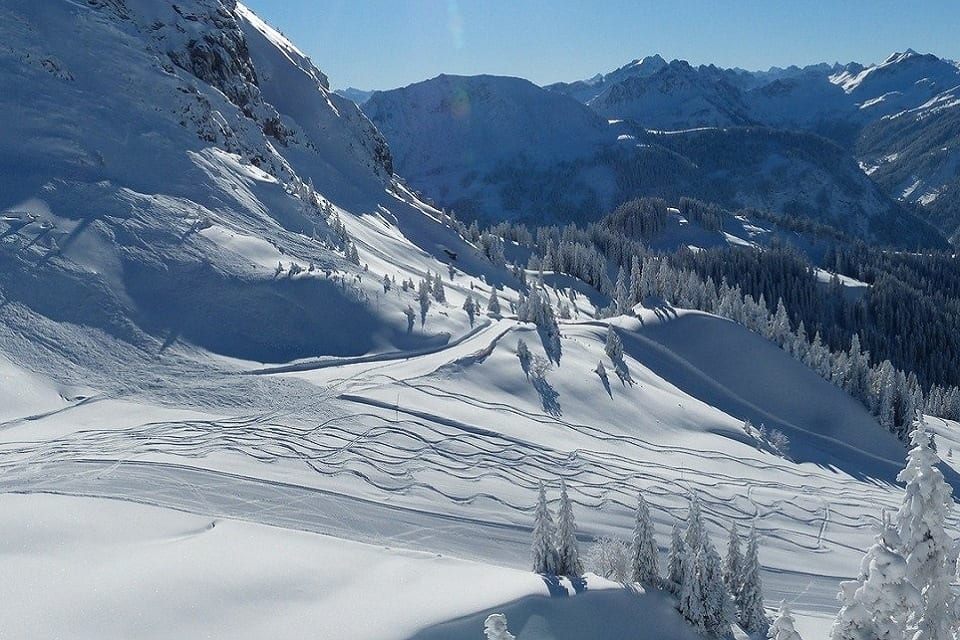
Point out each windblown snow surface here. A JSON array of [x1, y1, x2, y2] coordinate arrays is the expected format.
[[1, 2, 958, 640]]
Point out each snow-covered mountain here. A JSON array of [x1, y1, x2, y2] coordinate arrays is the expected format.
[[546, 50, 960, 237], [363, 74, 614, 222], [336, 86, 376, 105], [545, 54, 668, 103], [588, 60, 755, 130], [362, 71, 944, 247], [2, 4, 960, 640]]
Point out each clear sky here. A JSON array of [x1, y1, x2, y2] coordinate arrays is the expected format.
[[241, 1, 960, 91]]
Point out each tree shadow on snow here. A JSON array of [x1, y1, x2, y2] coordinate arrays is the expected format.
[[539, 574, 589, 597], [532, 374, 561, 417], [404, 581, 703, 640]]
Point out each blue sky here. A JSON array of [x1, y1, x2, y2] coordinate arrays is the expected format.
[[242, 1, 960, 90]]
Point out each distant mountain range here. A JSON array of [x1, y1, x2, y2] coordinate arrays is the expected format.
[[361, 50, 960, 245]]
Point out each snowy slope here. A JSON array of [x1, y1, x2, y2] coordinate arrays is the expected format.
[[2, 5, 959, 640]]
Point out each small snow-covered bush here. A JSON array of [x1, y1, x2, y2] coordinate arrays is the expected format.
[[584, 536, 631, 582], [484, 613, 515, 640]]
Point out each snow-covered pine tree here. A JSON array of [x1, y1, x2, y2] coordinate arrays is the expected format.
[[830, 513, 918, 640], [768, 601, 802, 640], [668, 520, 686, 594], [684, 493, 705, 555], [463, 295, 476, 327], [739, 524, 769, 633], [432, 271, 446, 302], [767, 298, 791, 348], [631, 492, 659, 586], [614, 266, 630, 315], [487, 288, 501, 316], [895, 417, 957, 640], [629, 255, 643, 305], [723, 522, 743, 603], [605, 326, 623, 362], [417, 278, 431, 326], [556, 479, 582, 577], [531, 483, 557, 575], [678, 536, 706, 633], [701, 537, 733, 637]]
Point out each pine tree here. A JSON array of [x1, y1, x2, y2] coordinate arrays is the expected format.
[[487, 288, 501, 316], [631, 492, 659, 586], [432, 271, 446, 302], [723, 522, 743, 601], [894, 417, 956, 640], [615, 266, 630, 314], [830, 513, 918, 640], [417, 278, 431, 326], [685, 493, 705, 556], [739, 524, 769, 633], [768, 601, 803, 640], [531, 483, 557, 575], [701, 537, 733, 637], [463, 295, 477, 327], [668, 521, 686, 594], [678, 539, 706, 633], [605, 326, 623, 362], [556, 479, 582, 576]]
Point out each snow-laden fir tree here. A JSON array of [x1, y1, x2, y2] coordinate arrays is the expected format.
[[487, 288, 501, 316], [830, 513, 918, 640], [739, 524, 769, 633], [555, 479, 582, 576], [684, 493, 706, 555], [417, 278, 431, 326], [631, 492, 659, 586], [668, 520, 686, 594], [431, 271, 446, 302], [463, 295, 476, 327], [678, 534, 707, 633], [614, 266, 630, 315], [605, 326, 623, 362], [768, 601, 802, 640], [723, 522, 743, 600], [531, 483, 557, 575], [894, 417, 957, 640], [701, 537, 733, 637], [483, 613, 515, 640]]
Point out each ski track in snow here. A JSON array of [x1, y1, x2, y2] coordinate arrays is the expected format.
[[0, 317, 931, 628]]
